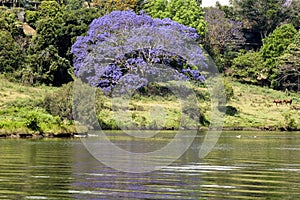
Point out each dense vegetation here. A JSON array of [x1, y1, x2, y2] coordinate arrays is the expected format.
[[0, 0, 299, 135]]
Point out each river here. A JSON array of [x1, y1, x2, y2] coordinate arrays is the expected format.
[[0, 131, 300, 199]]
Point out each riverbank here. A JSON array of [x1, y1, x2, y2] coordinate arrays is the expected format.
[[224, 81, 300, 130], [1, 76, 300, 136]]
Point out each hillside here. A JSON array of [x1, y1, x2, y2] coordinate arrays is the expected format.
[[225, 81, 300, 130], [1, 76, 300, 137]]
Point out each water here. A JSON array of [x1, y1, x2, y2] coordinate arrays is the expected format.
[[0, 131, 300, 199]]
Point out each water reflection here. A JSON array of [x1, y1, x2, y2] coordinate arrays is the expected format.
[[0, 131, 300, 199]]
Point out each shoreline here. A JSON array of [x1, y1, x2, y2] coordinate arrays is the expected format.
[[0, 126, 298, 139]]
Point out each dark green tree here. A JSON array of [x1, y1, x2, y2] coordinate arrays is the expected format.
[[57, 7, 101, 59], [25, 45, 72, 85], [65, 0, 85, 10], [25, 4, 101, 86], [232, 0, 299, 39], [0, 30, 24, 73]]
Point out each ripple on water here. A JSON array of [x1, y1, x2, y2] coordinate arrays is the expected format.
[[160, 164, 242, 173], [25, 196, 48, 199]]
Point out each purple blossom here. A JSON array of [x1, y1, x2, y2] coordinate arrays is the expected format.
[[71, 10, 208, 95]]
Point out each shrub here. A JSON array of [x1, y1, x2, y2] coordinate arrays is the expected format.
[[43, 82, 73, 120]]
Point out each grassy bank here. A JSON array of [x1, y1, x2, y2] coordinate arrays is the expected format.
[[225, 81, 300, 130], [1, 76, 300, 137], [0, 76, 77, 137]]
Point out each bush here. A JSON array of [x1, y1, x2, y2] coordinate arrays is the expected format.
[[43, 82, 73, 120], [25, 112, 41, 131], [281, 113, 298, 131], [211, 78, 234, 105]]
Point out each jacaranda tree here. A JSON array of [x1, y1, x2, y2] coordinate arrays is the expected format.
[[71, 10, 207, 95]]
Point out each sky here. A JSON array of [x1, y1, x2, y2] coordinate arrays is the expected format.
[[201, 0, 230, 7]]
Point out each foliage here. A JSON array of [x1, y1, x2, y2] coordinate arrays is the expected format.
[[31, 16, 64, 50], [93, 0, 142, 13], [165, 0, 206, 37], [38, 1, 61, 18], [281, 113, 298, 130], [259, 24, 297, 87], [231, 51, 265, 84], [0, 30, 24, 73], [0, 9, 23, 37], [24, 10, 39, 28], [65, 0, 85, 10], [287, 0, 300, 30], [71, 10, 206, 95], [25, 111, 41, 131], [24, 6, 102, 86], [143, 0, 206, 37], [143, 0, 168, 18], [204, 7, 245, 71], [43, 82, 73, 120], [260, 24, 297, 61], [211, 78, 234, 105], [232, 0, 299, 39], [57, 7, 102, 59], [25, 45, 72, 85], [204, 7, 245, 52], [275, 31, 300, 91]]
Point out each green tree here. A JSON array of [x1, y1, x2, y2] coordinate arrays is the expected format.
[[25, 6, 101, 86], [57, 7, 101, 59], [259, 23, 297, 86], [65, 0, 85, 10], [31, 16, 64, 50], [43, 82, 74, 120], [25, 45, 72, 85], [143, 0, 206, 37], [166, 0, 206, 37], [143, 0, 168, 18], [0, 9, 24, 38], [275, 31, 300, 91], [0, 30, 24, 73], [24, 10, 39, 28], [231, 51, 265, 84], [38, 1, 61, 18], [232, 0, 299, 39]]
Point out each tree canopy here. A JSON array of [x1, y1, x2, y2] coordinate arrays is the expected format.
[[71, 10, 206, 94], [144, 0, 206, 37], [232, 0, 299, 39]]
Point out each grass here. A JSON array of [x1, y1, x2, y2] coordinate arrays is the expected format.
[[0, 75, 76, 136], [225, 81, 300, 129]]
